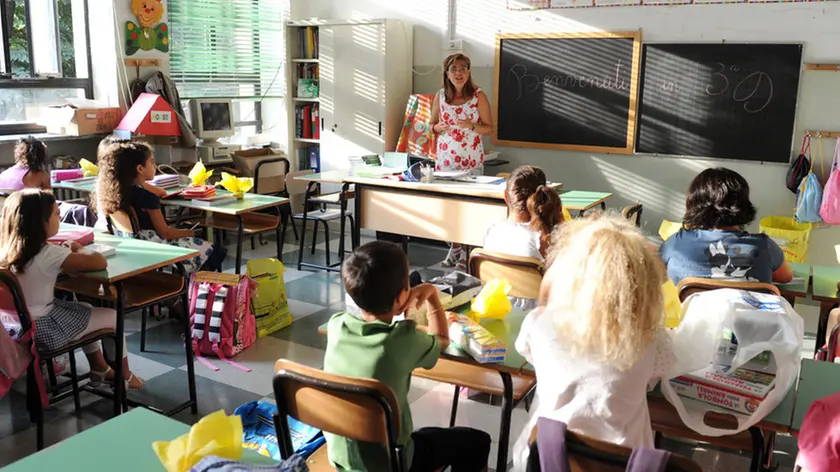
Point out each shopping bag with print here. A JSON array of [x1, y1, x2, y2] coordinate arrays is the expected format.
[[246, 258, 292, 337]]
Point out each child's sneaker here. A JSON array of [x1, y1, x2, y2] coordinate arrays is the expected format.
[[441, 246, 463, 268]]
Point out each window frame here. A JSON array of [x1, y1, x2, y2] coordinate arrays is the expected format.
[[0, 0, 94, 135]]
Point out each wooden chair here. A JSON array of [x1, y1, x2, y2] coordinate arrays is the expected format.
[[469, 248, 544, 300], [496, 172, 511, 179], [528, 424, 702, 472], [653, 277, 783, 472], [0, 269, 118, 450], [252, 157, 298, 246], [621, 203, 643, 228], [273, 359, 405, 472], [286, 170, 355, 271]]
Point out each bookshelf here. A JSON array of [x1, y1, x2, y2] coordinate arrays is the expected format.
[[285, 19, 413, 176]]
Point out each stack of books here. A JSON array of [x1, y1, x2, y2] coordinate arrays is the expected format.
[[150, 174, 180, 189], [298, 26, 318, 59], [294, 103, 320, 139]]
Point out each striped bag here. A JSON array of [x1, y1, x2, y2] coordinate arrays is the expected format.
[[189, 272, 257, 372]]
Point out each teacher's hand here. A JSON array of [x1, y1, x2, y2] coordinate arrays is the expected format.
[[455, 120, 476, 131]]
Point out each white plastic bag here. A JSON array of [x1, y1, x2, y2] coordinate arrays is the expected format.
[[661, 288, 804, 436]]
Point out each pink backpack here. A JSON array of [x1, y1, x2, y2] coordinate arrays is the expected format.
[[188, 272, 257, 372], [820, 138, 840, 225]]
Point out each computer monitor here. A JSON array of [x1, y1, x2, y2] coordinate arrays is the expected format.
[[190, 99, 235, 142]]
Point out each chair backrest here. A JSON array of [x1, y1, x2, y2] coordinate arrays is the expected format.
[[676, 277, 781, 302], [622, 203, 643, 228], [469, 248, 544, 300], [106, 210, 138, 236], [272, 359, 405, 471], [254, 158, 290, 195], [496, 172, 511, 179], [529, 426, 702, 472], [285, 170, 315, 214]]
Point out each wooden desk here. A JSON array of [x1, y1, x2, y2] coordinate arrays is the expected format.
[[346, 176, 563, 248], [776, 262, 812, 306], [0, 408, 275, 471], [560, 190, 614, 215], [55, 224, 198, 417], [810, 265, 840, 353], [164, 192, 289, 274]]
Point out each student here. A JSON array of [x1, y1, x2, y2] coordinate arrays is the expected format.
[[0, 190, 143, 388], [94, 140, 218, 274], [324, 241, 491, 471], [512, 215, 674, 469], [796, 391, 840, 472], [0, 137, 51, 191], [660, 167, 793, 285], [484, 165, 565, 261]]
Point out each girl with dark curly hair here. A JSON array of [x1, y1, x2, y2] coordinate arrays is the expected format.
[[94, 140, 219, 273], [0, 136, 51, 191], [660, 167, 792, 284]]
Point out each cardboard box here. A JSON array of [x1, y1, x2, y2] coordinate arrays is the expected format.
[[669, 365, 775, 415], [39, 100, 121, 136], [230, 148, 288, 194]]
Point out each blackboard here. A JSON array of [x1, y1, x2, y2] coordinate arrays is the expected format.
[[493, 32, 642, 154], [636, 44, 802, 162]]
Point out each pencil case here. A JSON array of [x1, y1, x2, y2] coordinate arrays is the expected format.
[[51, 169, 84, 182]]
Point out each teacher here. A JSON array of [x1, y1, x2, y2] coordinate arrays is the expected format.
[[430, 53, 494, 269]]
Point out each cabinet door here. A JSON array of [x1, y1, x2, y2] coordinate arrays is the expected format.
[[319, 23, 387, 172]]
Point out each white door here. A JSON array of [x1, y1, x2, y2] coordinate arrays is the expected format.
[[319, 23, 387, 173]]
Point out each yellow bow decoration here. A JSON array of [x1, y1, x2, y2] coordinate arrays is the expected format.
[[79, 158, 98, 177], [220, 172, 254, 199], [152, 410, 243, 472], [188, 161, 214, 186]]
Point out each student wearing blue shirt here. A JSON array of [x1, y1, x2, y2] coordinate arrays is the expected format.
[[660, 167, 793, 285]]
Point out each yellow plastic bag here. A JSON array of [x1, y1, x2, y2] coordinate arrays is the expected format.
[[247, 258, 291, 337], [189, 161, 214, 186], [471, 279, 512, 319], [759, 216, 811, 263], [153, 410, 243, 472], [659, 220, 683, 241], [221, 172, 254, 199], [79, 158, 98, 177], [662, 280, 682, 328]]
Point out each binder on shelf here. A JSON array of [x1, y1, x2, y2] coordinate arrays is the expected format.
[[308, 147, 320, 172], [302, 106, 312, 139], [313, 104, 320, 139]]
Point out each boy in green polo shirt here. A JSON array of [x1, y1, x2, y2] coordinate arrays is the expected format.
[[323, 241, 491, 471]]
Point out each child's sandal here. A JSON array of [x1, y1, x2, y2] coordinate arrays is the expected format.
[[88, 369, 114, 388]]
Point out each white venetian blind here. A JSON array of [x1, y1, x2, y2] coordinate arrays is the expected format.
[[168, 0, 285, 99]]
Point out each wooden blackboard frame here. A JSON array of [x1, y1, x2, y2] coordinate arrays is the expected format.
[[492, 31, 643, 155]]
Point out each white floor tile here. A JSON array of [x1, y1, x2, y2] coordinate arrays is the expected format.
[[288, 299, 326, 321], [184, 337, 324, 396], [283, 267, 316, 284]]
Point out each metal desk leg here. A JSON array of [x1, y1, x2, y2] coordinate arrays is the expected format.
[[298, 182, 314, 271], [338, 183, 348, 263], [113, 283, 125, 416], [748, 427, 765, 472], [816, 301, 837, 355], [497, 372, 514, 472], [235, 216, 244, 275], [353, 188, 362, 249], [178, 262, 198, 414], [276, 204, 286, 261], [600, 202, 607, 211]]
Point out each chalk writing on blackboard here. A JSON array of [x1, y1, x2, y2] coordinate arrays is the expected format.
[[508, 61, 629, 100], [657, 62, 774, 113]]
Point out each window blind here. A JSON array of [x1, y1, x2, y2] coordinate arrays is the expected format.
[[168, 0, 284, 99]]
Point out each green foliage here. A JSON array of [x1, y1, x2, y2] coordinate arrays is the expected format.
[[7, 0, 77, 77]]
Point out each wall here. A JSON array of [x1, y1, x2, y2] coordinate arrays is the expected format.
[[293, 0, 840, 266]]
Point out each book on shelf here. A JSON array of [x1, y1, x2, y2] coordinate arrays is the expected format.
[[301, 106, 312, 139], [295, 103, 320, 139], [298, 26, 318, 59], [308, 147, 320, 172], [313, 104, 320, 139], [296, 63, 319, 79]]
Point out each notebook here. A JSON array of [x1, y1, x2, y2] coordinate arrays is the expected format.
[[80, 243, 116, 257]]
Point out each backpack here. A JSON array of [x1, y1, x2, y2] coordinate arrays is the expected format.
[[796, 135, 825, 224], [787, 134, 811, 193], [820, 138, 840, 225], [526, 417, 671, 472], [234, 400, 325, 461], [189, 272, 256, 372]]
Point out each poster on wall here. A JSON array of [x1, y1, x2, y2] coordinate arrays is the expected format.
[[507, 0, 552, 9], [126, 0, 169, 55], [551, 0, 596, 6], [693, 0, 745, 3], [595, 0, 642, 6], [641, 0, 692, 5]]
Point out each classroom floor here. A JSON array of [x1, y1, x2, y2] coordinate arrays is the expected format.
[[0, 229, 811, 471]]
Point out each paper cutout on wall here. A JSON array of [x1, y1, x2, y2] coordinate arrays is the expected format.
[[126, 0, 169, 55], [507, 0, 552, 10], [594, 0, 642, 6], [508, 0, 836, 8]]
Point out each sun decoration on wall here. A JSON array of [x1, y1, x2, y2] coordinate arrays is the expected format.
[[125, 0, 169, 55]]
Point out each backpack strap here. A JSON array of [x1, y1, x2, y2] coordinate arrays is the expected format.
[[192, 282, 211, 340], [536, 417, 572, 472], [208, 285, 228, 344], [626, 448, 671, 472]]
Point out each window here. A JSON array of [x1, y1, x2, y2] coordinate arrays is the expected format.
[[168, 0, 285, 139], [0, 0, 93, 134]]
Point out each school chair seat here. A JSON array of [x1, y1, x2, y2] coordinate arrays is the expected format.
[[528, 419, 702, 472], [676, 277, 780, 302], [469, 248, 544, 300], [0, 269, 118, 451], [621, 203, 643, 228], [273, 359, 406, 472], [300, 445, 333, 472]]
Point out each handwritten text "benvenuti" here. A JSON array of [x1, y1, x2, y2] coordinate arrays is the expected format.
[[508, 62, 629, 100]]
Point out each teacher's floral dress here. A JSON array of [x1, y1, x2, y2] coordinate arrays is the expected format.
[[436, 88, 485, 176]]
